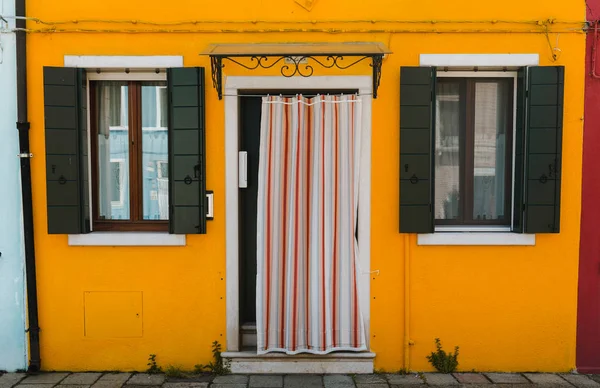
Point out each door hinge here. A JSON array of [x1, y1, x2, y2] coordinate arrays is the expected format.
[[17, 153, 33, 158]]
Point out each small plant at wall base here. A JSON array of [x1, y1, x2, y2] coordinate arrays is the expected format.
[[426, 338, 459, 373], [164, 365, 186, 378], [147, 354, 163, 374], [194, 341, 230, 375]]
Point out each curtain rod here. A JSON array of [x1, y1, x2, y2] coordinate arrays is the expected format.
[[223, 93, 371, 98]]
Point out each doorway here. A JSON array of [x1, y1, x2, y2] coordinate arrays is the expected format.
[[224, 76, 373, 353], [238, 90, 359, 348]]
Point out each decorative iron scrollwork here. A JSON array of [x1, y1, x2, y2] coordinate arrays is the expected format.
[[208, 53, 385, 100], [210, 56, 223, 99]]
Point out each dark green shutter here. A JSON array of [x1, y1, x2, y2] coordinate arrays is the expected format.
[[523, 66, 564, 233], [44, 67, 90, 234], [167, 67, 207, 234], [399, 67, 435, 233]]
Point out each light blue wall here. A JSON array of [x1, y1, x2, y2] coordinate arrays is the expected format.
[[0, 0, 28, 372]]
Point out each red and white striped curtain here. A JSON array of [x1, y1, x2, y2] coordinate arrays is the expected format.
[[256, 95, 366, 355]]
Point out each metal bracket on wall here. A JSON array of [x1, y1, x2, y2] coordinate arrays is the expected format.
[[206, 191, 214, 220], [208, 53, 385, 100], [17, 153, 33, 158]]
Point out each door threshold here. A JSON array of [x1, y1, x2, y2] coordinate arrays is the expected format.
[[222, 350, 375, 374]]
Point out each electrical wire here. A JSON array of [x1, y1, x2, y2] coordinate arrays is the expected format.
[[545, 25, 560, 62], [2, 27, 585, 34], [0, 14, 585, 35], [591, 20, 600, 78], [0, 15, 586, 26]]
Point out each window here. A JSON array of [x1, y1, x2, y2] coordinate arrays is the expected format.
[[399, 66, 564, 235], [91, 80, 169, 231], [434, 77, 513, 226], [43, 66, 207, 236]]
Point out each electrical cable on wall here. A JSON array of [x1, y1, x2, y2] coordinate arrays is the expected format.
[[590, 20, 600, 78], [0, 15, 587, 26], [0, 14, 586, 39], [0, 15, 583, 65], [2, 27, 585, 34]]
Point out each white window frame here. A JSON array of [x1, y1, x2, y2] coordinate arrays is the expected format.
[[64, 55, 185, 246]]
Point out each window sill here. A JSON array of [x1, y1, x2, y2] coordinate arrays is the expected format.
[[417, 232, 535, 246], [68, 232, 186, 247]]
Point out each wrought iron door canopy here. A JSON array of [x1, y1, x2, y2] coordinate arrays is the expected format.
[[200, 42, 391, 99]]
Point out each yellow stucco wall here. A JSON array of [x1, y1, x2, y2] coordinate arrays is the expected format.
[[26, 0, 585, 372]]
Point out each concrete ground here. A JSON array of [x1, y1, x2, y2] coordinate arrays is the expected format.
[[1, 372, 599, 388]]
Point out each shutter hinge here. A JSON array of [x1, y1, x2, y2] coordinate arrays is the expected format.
[[17, 153, 33, 158]]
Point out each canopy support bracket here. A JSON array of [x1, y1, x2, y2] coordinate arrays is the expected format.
[[209, 54, 385, 99]]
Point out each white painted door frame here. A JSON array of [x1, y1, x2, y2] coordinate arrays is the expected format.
[[224, 76, 372, 352]]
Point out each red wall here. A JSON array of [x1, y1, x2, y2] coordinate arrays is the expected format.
[[578, 0, 600, 374]]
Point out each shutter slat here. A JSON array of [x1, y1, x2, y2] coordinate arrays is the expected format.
[[399, 67, 435, 233], [168, 67, 207, 234], [44, 67, 89, 234], [523, 66, 564, 233]]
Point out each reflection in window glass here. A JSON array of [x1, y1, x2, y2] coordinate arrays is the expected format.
[[159, 87, 168, 128], [473, 82, 509, 221], [141, 82, 169, 220], [96, 81, 130, 220], [435, 81, 461, 220], [110, 161, 123, 203]]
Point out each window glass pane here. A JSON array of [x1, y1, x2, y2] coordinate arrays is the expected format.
[[159, 87, 168, 128], [472, 81, 510, 221], [435, 81, 461, 220], [142, 85, 157, 128], [96, 81, 130, 220], [141, 82, 169, 220]]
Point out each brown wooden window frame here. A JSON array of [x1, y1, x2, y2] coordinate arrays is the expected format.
[[435, 77, 514, 227], [90, 80, 169, 232]]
